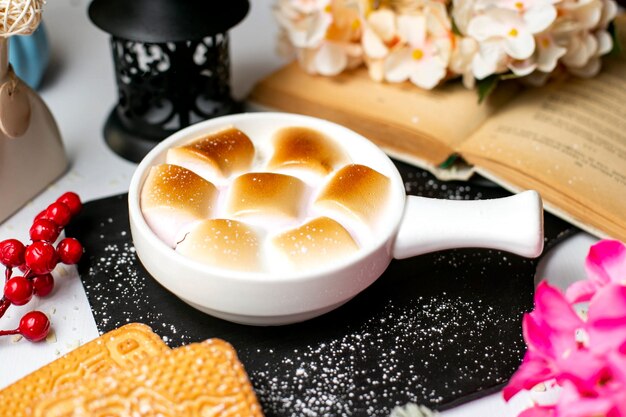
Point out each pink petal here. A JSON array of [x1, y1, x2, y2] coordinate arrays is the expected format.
[[585, 240, 626, 287], [523, 313, 554, 355], [557, 381, 614, 417], [535, 282, 583, 331], [607, 351, 626, 384], [565, 279, 599, 304], [531, 282, 582, 354], [556, 349, 609, 393], [587, 285, 626, 355], [504, 351, 554, 400]]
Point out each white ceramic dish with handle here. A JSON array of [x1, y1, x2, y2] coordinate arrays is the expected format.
[[128, 112, 544, 326]]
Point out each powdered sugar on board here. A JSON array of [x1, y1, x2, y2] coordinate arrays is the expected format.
[[68, 162, 577, 415], [85, 235, 188, 343], [250, 294, 523, 417]]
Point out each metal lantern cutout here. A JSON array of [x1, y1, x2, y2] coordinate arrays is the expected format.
[[89, 0, 250, 162]]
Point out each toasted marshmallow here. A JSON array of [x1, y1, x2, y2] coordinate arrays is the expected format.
[[267, 127, 349, 176], [226, 172, 307, 220], [176, 219, 261, 271], [166, 126, 255, 181], [271, 217, 358, 269], [141, 164, 218, 247], [315, 164, 390, 226]]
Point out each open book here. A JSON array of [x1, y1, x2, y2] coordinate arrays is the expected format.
[[249, 18, 626, 242]]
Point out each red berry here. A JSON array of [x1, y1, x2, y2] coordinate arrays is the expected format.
[[25, 242, 59, 275], [34, 209, 48, 223], [45, 202, 72, 227], [57, 192, 82, 216], [4, 276, 33, 306], [29, 219, 60, 242], [32, 273, 54, 297], [0, 239, 26, 268], [56, 238, 83, 265], [19, 311, 50, 342]]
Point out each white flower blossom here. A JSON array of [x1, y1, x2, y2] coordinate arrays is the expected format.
[[362, 8, 401, 80], [275, 0, 364, 76], [534, 33, 567, 73], [274, 0, 332, 49], [382, 4, 453, 89], [552, 0, 617, 77], [274, 0, 618, 90], [450, 35, 479, 87]]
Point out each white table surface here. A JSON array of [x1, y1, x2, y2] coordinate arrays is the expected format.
[[0, 1, 600, 415]]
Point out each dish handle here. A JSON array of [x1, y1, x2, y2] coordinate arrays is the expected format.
[[392, 190, 544, 259]]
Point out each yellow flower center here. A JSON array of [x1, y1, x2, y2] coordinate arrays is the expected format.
[[324, 4, 332, 13], [351, 19, 361, 30], [515, 1, 525, 9], [541, 38, 551, 48], [412, 49, 424, 60], [508, 28, 519, 37]]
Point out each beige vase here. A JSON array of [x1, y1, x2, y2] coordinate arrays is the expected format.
[[0, 37, 67, 223]]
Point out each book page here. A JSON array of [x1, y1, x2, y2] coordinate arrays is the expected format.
[[460, 57, 626, 240], [250, 63, 519, 165]]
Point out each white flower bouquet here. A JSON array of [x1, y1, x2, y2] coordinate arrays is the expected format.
[[274, 0, 620, 100]]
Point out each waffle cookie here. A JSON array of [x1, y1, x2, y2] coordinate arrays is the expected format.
[[0, 323, 169, 417], [29, 339, 263, 417]]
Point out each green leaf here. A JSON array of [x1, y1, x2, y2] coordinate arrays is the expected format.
[[609, 20, 622, 57], [500, 72, 523, 80], [451, 18, 462, 36], [476, 74, 499, 104], [438, 154, 459, 169]]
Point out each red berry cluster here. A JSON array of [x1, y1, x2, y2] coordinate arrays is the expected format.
[[0, 192, 84, 343]]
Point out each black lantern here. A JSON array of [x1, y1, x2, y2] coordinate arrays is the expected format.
[[89, 0, 250, 162]]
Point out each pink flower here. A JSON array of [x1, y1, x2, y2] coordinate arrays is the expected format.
[[504, 282, 583, 401], [505, 240, 626, 417], [566, 240, 626, 303]]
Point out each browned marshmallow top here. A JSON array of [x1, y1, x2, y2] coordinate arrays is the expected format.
[[268, 126, 349, 175], [227, 172, 307, 219], [316, 164, 391, 224], [142, 126, 393, 272], [176, 219, 261, 271], [273, 217, 359, 267], [141, 164, 218, 218], [167, 127, 255, 178]]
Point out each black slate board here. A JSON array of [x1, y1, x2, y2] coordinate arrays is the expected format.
[[66, 160, 577, 416]]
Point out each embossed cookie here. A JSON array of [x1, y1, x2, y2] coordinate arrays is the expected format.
[[0, 323, 169, 417], [167, 126, 255, 180], [29, 339, 263, 417]]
